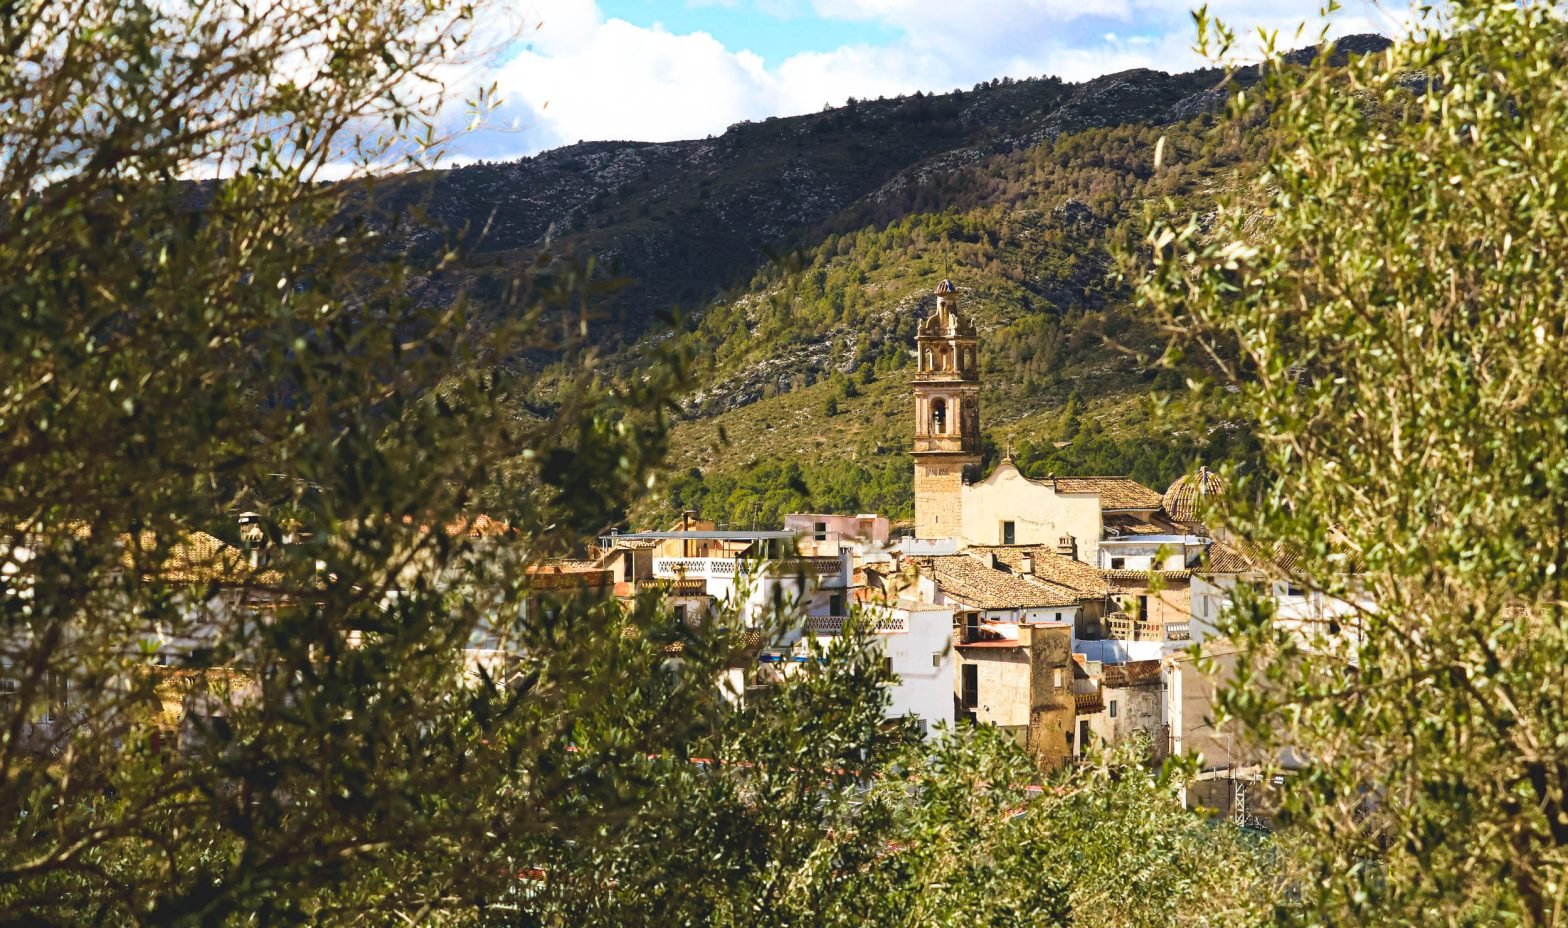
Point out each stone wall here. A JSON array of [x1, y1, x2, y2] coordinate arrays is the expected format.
[[914, 458, 970, 540], [1088, 679, 1166, 757], [960, 648, 1032, 728], [1025, 624, 1076, 771]]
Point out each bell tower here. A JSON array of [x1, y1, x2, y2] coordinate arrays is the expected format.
[[912, 279, 981, 539]]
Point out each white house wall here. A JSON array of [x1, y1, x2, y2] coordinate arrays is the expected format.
[[883, 605, 955, 735]]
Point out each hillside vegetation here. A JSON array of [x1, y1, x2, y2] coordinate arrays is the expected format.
[[637, 109, 1272, 526], [373, 37, 1389, 528]]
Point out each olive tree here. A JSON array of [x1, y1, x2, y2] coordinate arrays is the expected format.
[[0, 1, 1271, 923], [1145, 3, 1568, 923], [0, 0, 705, 921]]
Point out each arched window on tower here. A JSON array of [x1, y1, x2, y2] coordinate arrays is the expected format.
[[938, 346, 952, 371], [931, 398, 947, 434], [923, 349, 934, 371]]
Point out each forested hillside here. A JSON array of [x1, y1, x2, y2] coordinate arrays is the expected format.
[[635, 103, 1273, 526], [373, 36, 1389, 528]]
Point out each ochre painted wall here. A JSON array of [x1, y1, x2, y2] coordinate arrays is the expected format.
[[960, 462, 1103, 563]]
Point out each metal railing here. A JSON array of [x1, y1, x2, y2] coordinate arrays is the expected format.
[[652, 556, 843, 580], [802, 614, 908, 635]]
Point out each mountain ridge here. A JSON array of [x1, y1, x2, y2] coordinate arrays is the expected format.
[[370, 35, 1391, 526]]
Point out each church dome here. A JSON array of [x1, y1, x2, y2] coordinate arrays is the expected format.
[[1162, 465, 1226, 525]]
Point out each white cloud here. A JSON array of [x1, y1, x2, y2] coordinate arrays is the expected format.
[[434, 0, 1415, 163]]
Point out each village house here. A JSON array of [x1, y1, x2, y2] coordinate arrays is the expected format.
[[953, 621, 1076, 768], [793, 595, 956, 737], [783, 512, 890, 557]]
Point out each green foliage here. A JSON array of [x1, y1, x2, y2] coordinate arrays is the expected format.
[[661, 457, 915, 528], [0, 2, 1271, 925], [640, 102, 1268, 519], [1014, 427, 1259, 492], [1145, 4, 1568, 923]]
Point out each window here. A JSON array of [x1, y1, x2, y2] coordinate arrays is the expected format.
[[1137, 595, 1149, 618], [830, 593, 845, 616], [1001, 521, 1015, 545], [932, 652, 943, 668], [1052, 667, 1064, 688], [674, 603, 689, 625], [1110, 557, 1126, 569], [1078, 720, 1091, 754], [814, 521, 827, 542], [1286, 584, 1305, 597], [931, 398, 947, 434], [883, 656, 894, 676], [1109, 699, 1119, 719], [961, 664, 978, 709]]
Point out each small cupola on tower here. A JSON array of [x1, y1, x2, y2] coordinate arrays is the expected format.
[[911, 279, 982, 540]]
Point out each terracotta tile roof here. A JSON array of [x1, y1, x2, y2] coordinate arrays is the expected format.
[[964, 545, 1108, 597], [1104, 569, 1192, 591], [117, 531, 284, 588], [956, 638, 1025, 649], [1161, 466, 1227, 525], [404, 514, 513, 537], [1200, 540, 1312, 576], [526, 561, 614, 591], [526, 560, 610, 574], [1201, 541, 1257, 574], [1049, 476, 1163, 511], [1102, 512, 1187, 537], [1101, 659, 1164, 687], [913, 553, 1081, 609]]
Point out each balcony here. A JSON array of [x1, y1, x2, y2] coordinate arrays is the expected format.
[[631, 578, 708, 596], [1074, 691, 1104, 714], [652, 556, 842, 580], [1106, 616, 1190, 642], [802, 614, 908, 635]]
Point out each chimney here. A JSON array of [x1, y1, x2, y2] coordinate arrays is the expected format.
[[1056, 534, 1077, 559], [1020, 553, 1034, 576], [238, 512, 265, 567], [988, 552, 1001, 570]]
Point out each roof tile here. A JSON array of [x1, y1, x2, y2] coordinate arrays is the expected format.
[[914, 551, 1088, 609], [1050, 476, 1163, 511]]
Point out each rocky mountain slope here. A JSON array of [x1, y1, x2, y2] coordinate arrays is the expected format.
[[371, 35, 1391, 527]]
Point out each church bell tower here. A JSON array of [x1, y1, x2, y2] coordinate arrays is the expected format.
[[912, 279, 981, 540]]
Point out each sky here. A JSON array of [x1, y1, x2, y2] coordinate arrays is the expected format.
[[445, 0, 1412, 163]]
